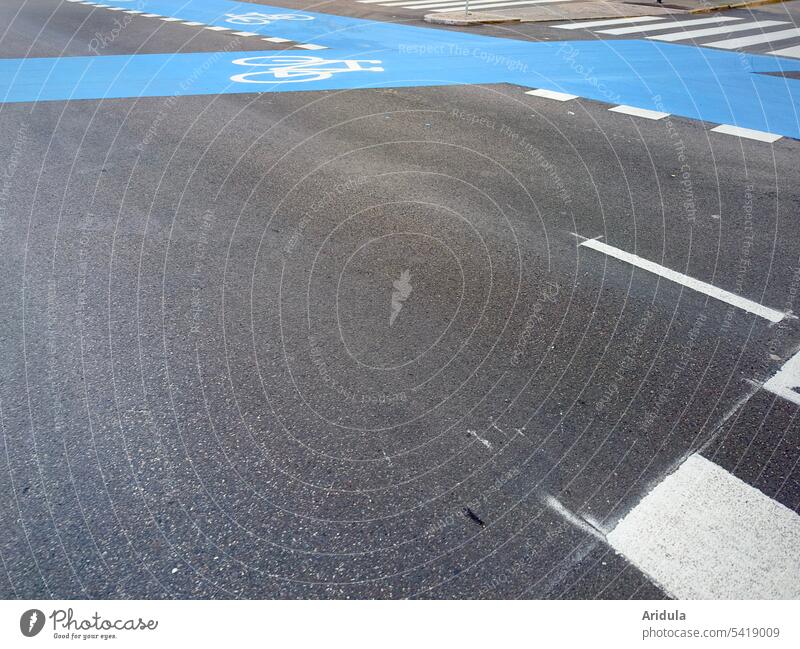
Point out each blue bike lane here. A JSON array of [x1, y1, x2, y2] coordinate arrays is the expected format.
[[2, 0, 800, 139]]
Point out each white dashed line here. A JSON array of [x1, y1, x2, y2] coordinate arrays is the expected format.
[[296, 43, 328, 50], [577, 237, 786, 322], [233, 31, 260, 37], [608, 105, 669, 120], [182, 21, 205, 27], [711, 124, 782, 143], [263, 37, 291, 43], [525, 88, 577, 101], [205, 26, 230, 31], [607, 454, 800, 599], [597, 16, 740, 35], [160, 17, 182, 22]]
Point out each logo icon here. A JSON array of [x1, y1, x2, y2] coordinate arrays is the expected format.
[[230, 56, 384, 84], [20, 609, 45, 637], [390, 270, 413, 326], [224, 12, 314, 25]]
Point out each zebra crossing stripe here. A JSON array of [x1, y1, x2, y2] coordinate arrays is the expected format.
[[648, 20, 789, 42], [553, 16, 665, 29], [705, 27, 800, 50], [769, 44, 800, 58], [607, 454, 800, 599], [597, 16, 741, 36]]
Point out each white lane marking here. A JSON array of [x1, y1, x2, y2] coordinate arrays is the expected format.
[[705, 27, 800, 49], [763, 350, 800, 406], [205, 26, 230, 30], [431, 0, 570, 10], [608, 105, 669, 120], [297, 43, 328, 50], [553, 16, 664, 29], [598, 16, 740, 35], [578, 237, 786, 322], [182, 21, 205, 26], [160, 17, 182, 22], [769, 44, 800, 58], [525, 88, 577, 101], [648, 20, 789, 42], [711, 124, 782, 143], [142, 13, 160, 17], [607, 454, 800, 599], [233, 31, 259, 37], [263, 36, 291, 42]]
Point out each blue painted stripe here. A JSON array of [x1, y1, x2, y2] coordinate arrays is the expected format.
[[4, 0, 800, 139]]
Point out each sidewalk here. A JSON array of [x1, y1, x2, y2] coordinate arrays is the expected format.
[[425, 0, 788, 26]]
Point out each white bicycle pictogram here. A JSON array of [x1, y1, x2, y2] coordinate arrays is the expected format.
[[230, 56, 384, 84], [224, 12, 315, 25]]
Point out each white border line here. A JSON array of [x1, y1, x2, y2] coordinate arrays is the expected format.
[[525, 88, 577, 101], [711, 124, 782, 143], [578, 237, 786, 322]]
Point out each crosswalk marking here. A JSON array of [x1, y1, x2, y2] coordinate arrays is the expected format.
[[578, 237, 786, 322], [608, 454, 800, 599], [597, 16, 741, 36], [769, 44, 800, 57], [553, 16, 664, 30], [705, 27, 800, 50], [556, 16, 800, 59], [648, 20, 789, 42], [711, 124, 782, 143]]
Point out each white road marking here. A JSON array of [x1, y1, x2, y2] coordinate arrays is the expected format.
[[608, 104, 669, 120], [607, 454, 800, 599], [578, 237, 786, 322], [648, 20, 788, 42], [467, 429, 493, 450], [525, 88, 577, 101], [263, 37, 291, 43], [598, 16, 740, 35], [763, 350, 800, 406], [160, 17, 182, 22], [205, 26, 230, 30], [553, 16, 664, 29], [769, 44, 800, 58], [142, 13, 161, 17], [705, 27, 800, 50], [182, 21, 205, 26], [541, 495, 606, 539], [297, 43, 328, 50], [711, 124, 782, 143], [233, 31, 259, 37]]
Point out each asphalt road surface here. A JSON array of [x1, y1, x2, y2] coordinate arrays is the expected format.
[[1, 0, 799, 599]]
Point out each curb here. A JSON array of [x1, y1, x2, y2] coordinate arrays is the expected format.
[[690, 0, 790, 13], [424, 12, 521, 25]]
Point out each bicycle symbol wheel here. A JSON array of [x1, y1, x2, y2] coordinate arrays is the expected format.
[[230, 56, 384, 85], [224, 12, 315, 25]]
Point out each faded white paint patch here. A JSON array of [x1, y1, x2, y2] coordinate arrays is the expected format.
[[763, 349, 800, 406], [607, 454, 800, 599]]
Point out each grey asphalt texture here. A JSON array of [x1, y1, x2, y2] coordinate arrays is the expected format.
[[0, 0, 799, 599]]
